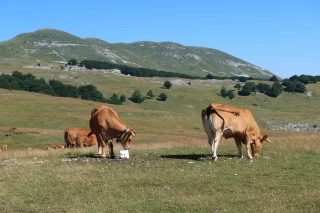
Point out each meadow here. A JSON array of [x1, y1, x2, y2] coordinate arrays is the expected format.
[[0, 66, 319, 212]]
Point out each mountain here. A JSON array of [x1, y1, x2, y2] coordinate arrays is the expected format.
[[0, 28, 275, 78]]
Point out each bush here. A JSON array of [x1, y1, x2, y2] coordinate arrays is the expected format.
[[227, 90, 235, 99], [130, 90, 145, 103], [146, 90, 155, 99], [158, 93, 168, 101], [269, 75, 279, 82], [67, 59, 78, 66], [163, 80, 172, 89], [220, 86, 227, 98], [234, 83, 242, 90], [79, 84, 105, 102], [120, 94, 126, 102]]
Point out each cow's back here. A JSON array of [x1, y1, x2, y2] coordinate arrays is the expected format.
[[89, 106, 122, 134], [205, 104, 260, 138]]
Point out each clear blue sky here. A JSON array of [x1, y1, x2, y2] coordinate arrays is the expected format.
[[1, 0, 319, 78]]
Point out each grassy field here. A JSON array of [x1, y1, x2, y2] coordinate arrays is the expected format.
[[0, 67, 319, 212]]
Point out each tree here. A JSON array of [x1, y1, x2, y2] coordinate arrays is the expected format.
[[238, 82, 255, 96], [130, 90, 145, 103], [295, 82, 306, 93], [163, 80, 172, 89], [238, 77, 247, 82], [269, 75, 279, 82], [256, 83, 270, 94], [220, 86, 228, 98], [146, 89, 155, 99], [234, 83, 242, 90], [284, 81, 297, 92], [299, 75, 310, 84], [120, 94, 126, 102], [158, 93, 168, 101], [227, 90, 235, 99], [67, 59, 78, 66], [266, 83, 282, 97], [79, 84, 105, 102]]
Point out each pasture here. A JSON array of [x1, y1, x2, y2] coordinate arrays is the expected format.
[[0, 67, 319, 212]]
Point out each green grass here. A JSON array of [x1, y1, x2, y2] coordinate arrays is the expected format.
[[0, 141, 319, 212], [0, 67, 319, 212]]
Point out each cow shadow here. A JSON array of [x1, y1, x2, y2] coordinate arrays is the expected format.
[[67, 153, 105, 159], [160, 154, 238, 161]]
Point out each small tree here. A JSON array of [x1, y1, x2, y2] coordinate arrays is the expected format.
[[158, 93, 168, 101], [146, 89, 155, 99], [227, 90, 235, 99], [130, 90, 145, 103], [269, 75, 279, 82], [120, 94, 126, 102], [234, 83, 242, 90], [220, 86, 228, 98], [67, 59, 78, 66], [163, 80, 172, 89]]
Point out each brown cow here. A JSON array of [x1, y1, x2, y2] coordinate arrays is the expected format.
[[5, 126, 17, 137], [201, 103, 269, 161], [1, 144, 7, 151], [64, 128, 97, 149], [88, 105, 136, 158], [76, 134, 98, 148]]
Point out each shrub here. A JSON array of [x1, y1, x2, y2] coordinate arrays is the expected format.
[[220, 86, 227, 98], [158, 93, 168, 101], [130, 90, 145, 103], [227, 90, 235, 99], [163, 80, 172, 89], [146, 90, 155, 99]]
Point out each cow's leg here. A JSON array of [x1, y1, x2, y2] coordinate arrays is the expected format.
[[212, 131, 223, 161], [246, 139, 254, 160], [234, 137, 243, 158], [96, 135, 104, 156], [108, 140, 115, 159]]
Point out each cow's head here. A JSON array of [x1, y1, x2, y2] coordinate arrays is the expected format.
[[118, 128, 136, 150], [250, 134, 268, 157]]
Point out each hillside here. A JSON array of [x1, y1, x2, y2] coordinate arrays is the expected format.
[[0, 28, 275, 78]]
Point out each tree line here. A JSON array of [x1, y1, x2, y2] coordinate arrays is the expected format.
[[0, 71, 125, 104], [0, 71, 170, 104], [220, 74, 319, 99], [75, 59, 268, 81]]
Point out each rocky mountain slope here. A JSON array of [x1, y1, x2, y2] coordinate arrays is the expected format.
[[0, 28, 275, 78]]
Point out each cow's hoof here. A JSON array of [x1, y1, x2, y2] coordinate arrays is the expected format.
[[211, 156, 218, 161], [110, 155, 115, 159]]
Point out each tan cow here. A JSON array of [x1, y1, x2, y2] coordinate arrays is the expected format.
[[76, 134, 98, 148], [88, 105, 136, 158], [5, 126, 17, 137], [64, 128, 97, 149], [201, 103, 269, 161], [1, 144, 7, 151]]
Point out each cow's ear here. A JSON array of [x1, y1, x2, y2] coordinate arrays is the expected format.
[[131, 131, 136, 137], [261, 135, 268, 143]]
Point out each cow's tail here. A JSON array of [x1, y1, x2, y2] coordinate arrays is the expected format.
[[206, 103, 226, 130]]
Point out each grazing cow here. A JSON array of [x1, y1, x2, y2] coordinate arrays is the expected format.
[[64, 128, 96, 149], [1, 144, 7, 151], [201, 103, 269, 161], [9, 126, 17, 131], [5, 126, 17, 137], [88, 105, 136, 158]]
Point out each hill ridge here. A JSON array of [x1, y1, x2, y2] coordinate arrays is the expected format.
[[0, 28, 275, 78]]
